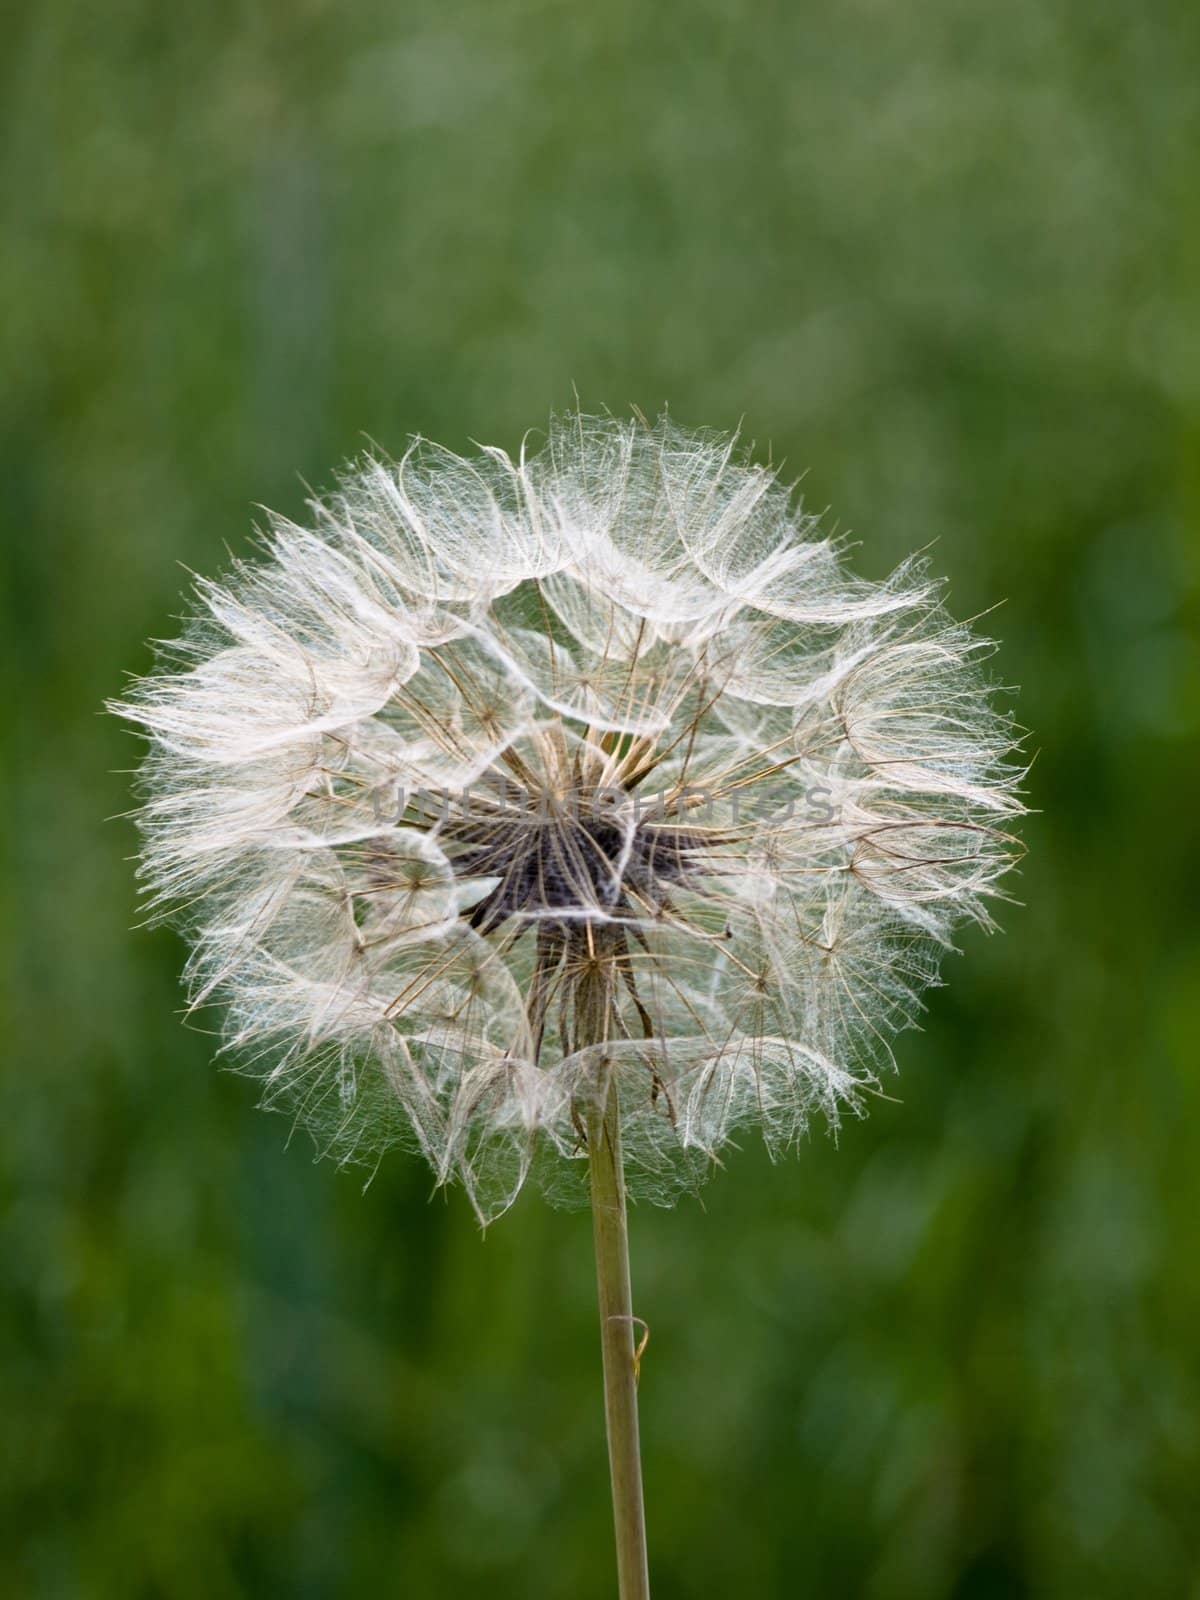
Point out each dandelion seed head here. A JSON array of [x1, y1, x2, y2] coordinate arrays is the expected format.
[[111, 411, 1025, 1219]]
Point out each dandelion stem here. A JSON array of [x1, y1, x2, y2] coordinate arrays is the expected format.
[[580, 959, 651, 1599]]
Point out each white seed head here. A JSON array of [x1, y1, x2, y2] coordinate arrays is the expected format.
[[111, 411, 1025, 1219]]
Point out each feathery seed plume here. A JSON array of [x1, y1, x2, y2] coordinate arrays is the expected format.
[[112, 411, 1025, 1221]]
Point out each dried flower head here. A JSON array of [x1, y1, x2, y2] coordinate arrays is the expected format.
[[112, 412, 1024, 1219]]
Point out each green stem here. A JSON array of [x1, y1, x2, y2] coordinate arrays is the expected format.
[[579, 958, 650, 1599]]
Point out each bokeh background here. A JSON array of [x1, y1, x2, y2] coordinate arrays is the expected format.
[[3, 3, 1199, 1596]]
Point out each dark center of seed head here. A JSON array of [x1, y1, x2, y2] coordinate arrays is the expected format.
[[442, 795, 705, 935]]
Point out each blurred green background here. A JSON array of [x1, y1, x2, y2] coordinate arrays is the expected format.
[[3, 3, 1199, 1596]]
